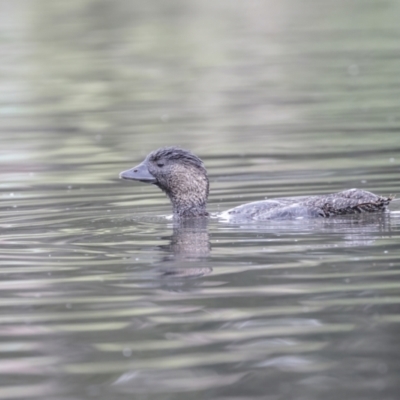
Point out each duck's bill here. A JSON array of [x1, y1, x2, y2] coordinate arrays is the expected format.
[[119, 162, 157, 183]]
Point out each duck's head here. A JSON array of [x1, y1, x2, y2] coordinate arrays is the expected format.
[[120, 147, 209, 218]]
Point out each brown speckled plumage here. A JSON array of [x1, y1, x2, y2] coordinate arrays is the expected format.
[[224, 189, 392, 221], [120, 147, 392, 221], [120, 147, 209, 218]]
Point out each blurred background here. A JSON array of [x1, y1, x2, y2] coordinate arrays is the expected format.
[[1, 1, 400, 399], [3, 0, 400, 165]]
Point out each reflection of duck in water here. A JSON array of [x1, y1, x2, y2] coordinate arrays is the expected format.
[[120, 147, 392, 221], [160, 218, 212, 278], [167, 218, 210, 260]]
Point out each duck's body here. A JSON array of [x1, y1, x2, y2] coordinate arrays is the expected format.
[[120, 147, 392, 220], [222, 188, 391, 221]]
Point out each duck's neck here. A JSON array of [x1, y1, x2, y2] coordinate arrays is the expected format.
[[171, 196, 209, 218], [157, 168, 209, 218]]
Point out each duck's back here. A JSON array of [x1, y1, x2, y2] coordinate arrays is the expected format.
[[221, 189, 392, 221]]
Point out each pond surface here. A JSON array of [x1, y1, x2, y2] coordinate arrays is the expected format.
[[1, 1, 400, 399]]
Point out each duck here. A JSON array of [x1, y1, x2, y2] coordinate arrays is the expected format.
[[119, 146, 392, 220]]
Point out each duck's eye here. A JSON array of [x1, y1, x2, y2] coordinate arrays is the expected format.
[[157, 163, 164, 168]]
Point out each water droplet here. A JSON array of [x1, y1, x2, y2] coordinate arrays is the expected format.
[[348, 64, 359, 76], [123, 348, 132, 357]]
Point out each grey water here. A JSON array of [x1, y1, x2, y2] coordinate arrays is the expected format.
[[1, 1, 400, 399]]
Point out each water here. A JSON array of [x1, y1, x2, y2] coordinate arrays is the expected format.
[[1, 1, 400, 399]]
